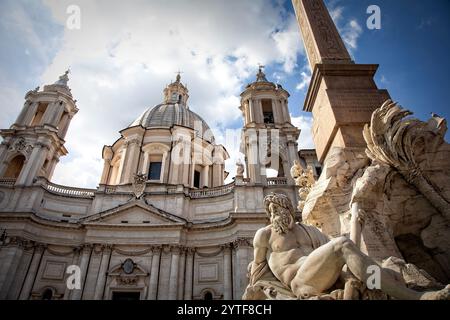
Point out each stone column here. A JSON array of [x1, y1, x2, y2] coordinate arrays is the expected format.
[[222, 244, 233, 300], [99, 159, 112, 185], [19, 244, 46, 300], [202, 165, 209, 188], [93, 245, 112, 300], [246, 132, 260, 184], [248, 99, 254, 123], [147, 246, 161, 300], [59, 114, 73, 139], [50, 103, 65, 127], [22, 102, 38, 126], [256, 100, 264, 123], [41, 102, 58, 125], [56, 112, 69, 137], [272, 99, 282, 124], [183, 248, 195, 300], [0, 140, 10, 169], [0, 241, 24, 298], [46, 156, 59, 181], [16, 142, 47, 186], [177, 248, 186, 300], [283, 99, 290, 123], [117, 146, 128, 184], [168, 246, 180, 300], [232, 238, 251, 300], [71, 244, 92, 300], [120, 139, 137, 184], [211, 163, 221, 187]]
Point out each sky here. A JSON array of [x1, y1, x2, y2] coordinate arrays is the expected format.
[[0, 0, 449, 188]]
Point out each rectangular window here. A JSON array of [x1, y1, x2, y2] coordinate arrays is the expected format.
[[194, 170, 201, 188], [148, 162, 162, 180], [261, 99, 274, 124]]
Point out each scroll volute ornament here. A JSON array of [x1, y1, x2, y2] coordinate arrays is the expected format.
[[363, 100, 450, 219]]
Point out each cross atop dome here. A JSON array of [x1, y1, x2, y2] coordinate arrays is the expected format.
[[256, 64, 268, 82], [175, 70, 184, 83], [54, 69, 70, 86]]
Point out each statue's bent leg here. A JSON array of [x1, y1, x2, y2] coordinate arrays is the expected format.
[[290, 237, 347, 298], [338, 236, 450, 300]]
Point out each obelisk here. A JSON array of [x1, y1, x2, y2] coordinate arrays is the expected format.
[[292, 0, 390, 163]]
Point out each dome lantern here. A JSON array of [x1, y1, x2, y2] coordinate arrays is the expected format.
[[163, 72, 189, 106]]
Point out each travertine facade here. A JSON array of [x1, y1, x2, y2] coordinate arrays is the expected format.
[[0, 70, 314, 300]]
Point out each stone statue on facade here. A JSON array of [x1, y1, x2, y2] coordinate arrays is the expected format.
[[290, 160, 315, 210], [243, 193, 450, 300]]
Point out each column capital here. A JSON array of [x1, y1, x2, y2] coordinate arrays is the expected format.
[[232, 238, 252, 249], [169, 245, 181, 254], [33, 243, 47, 253], [220, 243, 233, 252], [81, 243, 93, 253], [185, 247, 196, 255], [150, 245, 162, 254]]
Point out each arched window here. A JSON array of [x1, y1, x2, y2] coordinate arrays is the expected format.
[[3, 154, 26, 178], [42, 288, 53, 300], [203, 291, 213, 300]]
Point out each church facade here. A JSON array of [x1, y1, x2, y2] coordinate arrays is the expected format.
[[0, 68, 320, 300]]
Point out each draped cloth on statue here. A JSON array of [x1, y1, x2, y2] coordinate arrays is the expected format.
[[243, 223, 329, 300]]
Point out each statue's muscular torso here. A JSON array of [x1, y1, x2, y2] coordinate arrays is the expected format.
[[255, 224, 319, 286]]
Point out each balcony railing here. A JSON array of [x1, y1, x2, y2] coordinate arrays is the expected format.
[[42, 180, 96, 198], [189, 182, 235, 199], [267, 177, 288, 186], [0, 178, 16, 187]]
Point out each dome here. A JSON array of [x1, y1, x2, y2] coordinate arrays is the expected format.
[[130, 103, 215, 143]]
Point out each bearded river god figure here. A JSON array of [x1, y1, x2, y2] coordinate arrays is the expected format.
[[243, 193, 450, 300]]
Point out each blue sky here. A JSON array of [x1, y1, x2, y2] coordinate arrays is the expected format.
[[0, 0, 449, 187]]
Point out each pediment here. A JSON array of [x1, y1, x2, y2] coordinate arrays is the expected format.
[[83, 199, 186, 225]]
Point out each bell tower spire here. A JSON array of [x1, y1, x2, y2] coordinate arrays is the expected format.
[[0, 70, 78, 185], [239, 68, 300, 185]]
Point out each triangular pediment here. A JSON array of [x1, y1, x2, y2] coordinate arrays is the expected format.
[[83, 199, 186, 225]]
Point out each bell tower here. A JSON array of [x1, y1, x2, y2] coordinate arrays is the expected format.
[[239, 67, 300, 185], [0, 70, 78, 186]]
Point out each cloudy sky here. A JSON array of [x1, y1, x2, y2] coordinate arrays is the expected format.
[[1, 0, 449, 188]]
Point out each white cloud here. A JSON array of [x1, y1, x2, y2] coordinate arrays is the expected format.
[[342, 19, 363, 51], [272, 14, 304, 73], [28, 0, 306, 187], [328, 5, 363, 53], [295, 71, 311, 91], [291, 115, 314, 150]]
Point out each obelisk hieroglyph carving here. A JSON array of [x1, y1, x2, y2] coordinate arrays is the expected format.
[[292, 0, 353, 70], [292, 0, 390, 163]]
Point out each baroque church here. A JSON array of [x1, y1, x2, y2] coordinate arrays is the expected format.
[[0, 67, 320, 300]]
